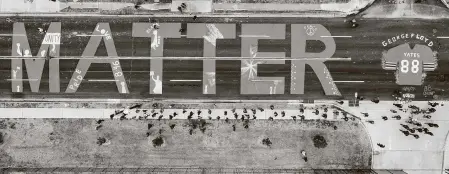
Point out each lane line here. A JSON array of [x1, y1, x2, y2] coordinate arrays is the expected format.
[[170, 79, 202, 82], [239, 35, 270, 38], [88, 79, 119, 82], [334, 81, 365, 83], [251, 80, 282, 82], [6, 79, 38, 81], [437, 36, 449, 38], [0, 34, 26, 36], [76, 34, 105, 37], [0, 56, 352, 61], [321, 36, 352, 38]]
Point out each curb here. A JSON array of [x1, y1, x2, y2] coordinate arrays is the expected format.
[[0, 12, 349, 17]]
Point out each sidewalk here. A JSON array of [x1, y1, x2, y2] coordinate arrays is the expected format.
[[0, 100, 354, 119], [0, 0, 370, 17]]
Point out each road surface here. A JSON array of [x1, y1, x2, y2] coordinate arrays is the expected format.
[[0, 16, 448, 101]]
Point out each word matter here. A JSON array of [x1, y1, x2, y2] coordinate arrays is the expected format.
[[9, 22, 342, 95]]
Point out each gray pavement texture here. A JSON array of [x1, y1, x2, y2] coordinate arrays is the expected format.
[[0, 16, 448, 101]]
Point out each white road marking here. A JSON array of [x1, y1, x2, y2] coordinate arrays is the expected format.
[[334, 81, 365, 83], [437, 36, 449, 38], [170, 79, 202, 82], [88, 79, 119, 82], [239, 35, 270, 38], [76, 34, 105, 37], [204, 24, 224, 47], [0, 34, 26, 36], [6, 79, 38, 81], [320, 36, 352, 38], [251, 80, 281, 82]]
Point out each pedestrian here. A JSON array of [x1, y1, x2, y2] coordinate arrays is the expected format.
[[322, 113, 328, 119], [410, 133, 420, 139], [123, 107, 131, 115], [333, 110, 339, 116], [377, 143, 385, 148], [301, 150, 308, 162], [414, 128, 423, 133], [393, 103, 403, 108], [400, 129, 410, 136], [428, 101, 439, 107], [350, 19, 358, 28], [392, 115, 401, 120], [414, 122, 423, 127], [371, 97, 380, 104], [401, 124, 410, 130], [426, 108, 436, 114], [424, 131, 434, 136]]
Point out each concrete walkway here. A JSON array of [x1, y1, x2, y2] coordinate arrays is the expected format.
[[0, 0, 368, 15]]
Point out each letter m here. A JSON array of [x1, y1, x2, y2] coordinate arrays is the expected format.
[[11, 22, 61, 93]]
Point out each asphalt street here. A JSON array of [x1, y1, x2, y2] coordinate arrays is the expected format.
[[0, 16, 449, 101]]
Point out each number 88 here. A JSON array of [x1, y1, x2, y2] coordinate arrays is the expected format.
[[400, 60, 419, 73]]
